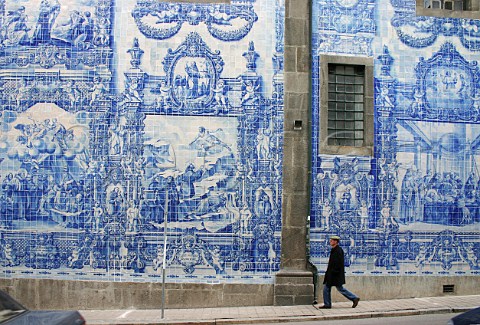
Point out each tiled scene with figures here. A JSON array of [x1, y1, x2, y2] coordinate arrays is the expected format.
[[311, 0, 480, 275], [0, 0, 284, 283], [1, 0, 479, 292]]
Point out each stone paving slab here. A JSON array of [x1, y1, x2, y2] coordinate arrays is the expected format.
[[79, 295, 480, 325]]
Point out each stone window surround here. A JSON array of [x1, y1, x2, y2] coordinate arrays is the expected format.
[[416, 0, 480, 18], [319, 55, 374, 157]]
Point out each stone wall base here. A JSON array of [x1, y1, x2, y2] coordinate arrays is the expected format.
[[274, 271, 315, 305], [0, 279, 273, 310], [0, 276, 478, 310], [319, 276, 480, 303]]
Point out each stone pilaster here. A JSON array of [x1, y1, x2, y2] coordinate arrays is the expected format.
[[274, 0, 314, 306]]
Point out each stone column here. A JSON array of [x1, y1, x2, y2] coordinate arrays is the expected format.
[[274, 0, 314, 306]]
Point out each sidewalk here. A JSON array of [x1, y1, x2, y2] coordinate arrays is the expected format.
[[80, 294, 480, 325]]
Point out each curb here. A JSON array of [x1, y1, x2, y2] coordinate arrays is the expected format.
[[86, 306, 476, 325]]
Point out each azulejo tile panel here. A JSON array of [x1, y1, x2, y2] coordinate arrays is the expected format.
[[0, 0, 284, 284], [311, 0, 480, 276]]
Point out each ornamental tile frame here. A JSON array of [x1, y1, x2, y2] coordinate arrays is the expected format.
[[0, 0, 285, 285]]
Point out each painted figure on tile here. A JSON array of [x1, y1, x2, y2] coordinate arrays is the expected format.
[[400, 168, 418, 224], [56, 10, 93, 47], [378, 83, 394, 108], [212, 80, 228, 113], [127, 202, 141, 232], [65, 10, 84, 41], [380, 201, 397, 229], [67, 248, 82, 268], [189, 126, 232, 158], [330, 158, 362, 212], [69, 193, 84, 227], [92, 202, 103, 232], [108, 124, 123, 155], [458, 198, 472, 225], [461, 244, 478, 269], [254, 189, 272, 217], [62, 80, 80, 107], [94, 17, 110, 46], [134, 157, 145, 177], [456, 73, 469, 95], [256, 128, 271, 160], [470, 93, 480, 119], [1, 194, 13, 228], [108, 186, 124, 215], [90, 77, 107, 106], [31, 0, 61, 45], [240, 205, 252, 234], [207, 5, 233, 25], [209, 245, 225, 274], [267, 242, 276, 273], [151, 3, 181, 24], [162, 176, 179, 223], [464, 173, 476, 202], [16, 79, 34, 107], [120, 156, 134, 175], [359, 200, 368, 230], [2, 174, 14, 202], [177, 163, 203, 199], [196, 189, 226, 217], [442, 71, 457, 90], [2, 6, 31, 46], [11, 169, 29, 220], [428, 236, 457, 270], [415, 244, 428, 268], [124, 77, 142, 103], [2, 243, 16, 266], [157, 80, 171, 109], [78, 11, 94, 46], [339, 188, 353, 212], [185, 61, 201, 99], [409, 88, 425, 117], [321, 199, 332, 230], [152, 245, 164, 271], [241, 80, 260, 104]]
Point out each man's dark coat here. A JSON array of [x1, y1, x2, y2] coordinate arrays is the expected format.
[[323, 245, 346, 286]]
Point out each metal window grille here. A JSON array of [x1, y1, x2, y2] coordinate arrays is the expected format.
[[327, 64, 365, 147], [426, 0, 465, 10]]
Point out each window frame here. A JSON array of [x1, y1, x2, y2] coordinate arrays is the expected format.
[[319, 55, 374, 157], [416, 0, 480, 18]]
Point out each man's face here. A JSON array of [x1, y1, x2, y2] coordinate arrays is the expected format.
[[329, 239, 338, 247]]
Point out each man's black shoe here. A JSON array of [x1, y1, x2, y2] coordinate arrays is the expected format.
[[318, 305, 331, 309], [352, 297, 360, 308]]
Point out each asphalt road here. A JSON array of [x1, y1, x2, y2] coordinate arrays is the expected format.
[[250, 312, 461, 325]]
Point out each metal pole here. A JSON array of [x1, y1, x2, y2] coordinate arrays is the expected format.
[[161, 188, 168, 319]]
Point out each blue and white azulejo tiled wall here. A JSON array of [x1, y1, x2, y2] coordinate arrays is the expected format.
[[311, 0, 480, 275], [0, 0, 284, 284]]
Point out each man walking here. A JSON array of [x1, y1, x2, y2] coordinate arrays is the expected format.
[[319, 235, 360, 309]]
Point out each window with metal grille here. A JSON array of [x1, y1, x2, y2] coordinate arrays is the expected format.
[[424, 0, 465, 10], [327, 64, 365, 147], [417, 0, 479, 16]]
